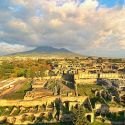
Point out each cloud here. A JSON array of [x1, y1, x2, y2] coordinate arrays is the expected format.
[[49, 19, 63, 27], [9, 19, 29, 32], [119, 40, 125, 49], [0, 42, 34, 55], [0, 0, 125, 57]]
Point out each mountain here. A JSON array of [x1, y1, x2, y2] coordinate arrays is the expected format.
[[27, 46, 71, 53], [8, 46, 82, 58]]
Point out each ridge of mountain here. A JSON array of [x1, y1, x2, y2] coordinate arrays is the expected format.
[[7, 46, 82, 57]]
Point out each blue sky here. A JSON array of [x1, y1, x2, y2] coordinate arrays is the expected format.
[[98, 0, 125, 7], [0, 0, 125, 57]]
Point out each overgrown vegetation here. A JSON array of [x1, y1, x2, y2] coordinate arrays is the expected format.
[[107, 112, 125, 121], [72, 106, 88, 125], [0, 59, 52, 80]]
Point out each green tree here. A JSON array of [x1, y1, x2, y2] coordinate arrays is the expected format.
[[17, 69, 27, 77], [72, 106, 88, 125]]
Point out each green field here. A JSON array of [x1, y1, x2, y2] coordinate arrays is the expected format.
[[77, 84, 102, 98]]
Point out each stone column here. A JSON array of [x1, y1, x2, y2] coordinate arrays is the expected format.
[[75, 83, 78, 96]]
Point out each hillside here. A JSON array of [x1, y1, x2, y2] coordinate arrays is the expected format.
[[8, 46, 82, 58]]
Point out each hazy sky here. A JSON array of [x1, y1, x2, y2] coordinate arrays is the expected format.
[[0, 0, 125, 57]]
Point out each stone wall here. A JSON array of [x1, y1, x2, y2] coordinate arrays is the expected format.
[[75, 73, 120, 80], [42, 76, 62, 80], [0, 96, 93, 124], [75, 79, 97, 84], [0, 96, 89, 107], [99, 73, 119, 79]]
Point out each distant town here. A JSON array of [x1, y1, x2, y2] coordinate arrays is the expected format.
[[0, 55, 124, 125]]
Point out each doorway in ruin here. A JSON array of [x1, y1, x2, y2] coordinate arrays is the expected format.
[[74, 104, 78, 109], [65, 101, 69, 111], [86, 115, 91, 122]]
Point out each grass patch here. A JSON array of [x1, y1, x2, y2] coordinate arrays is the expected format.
[[2, 82, 32, 100], [77, 84, 103, 108], [10, 107, 20, 116], [89, 121, 110, 125], [30, 122, 73, 125], [0, 106, 5, 116], [77, 84, 102, 98], [0, 106, 14, 116]]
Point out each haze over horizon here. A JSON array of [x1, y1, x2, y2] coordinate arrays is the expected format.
[[0, 0, 125, 57]]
